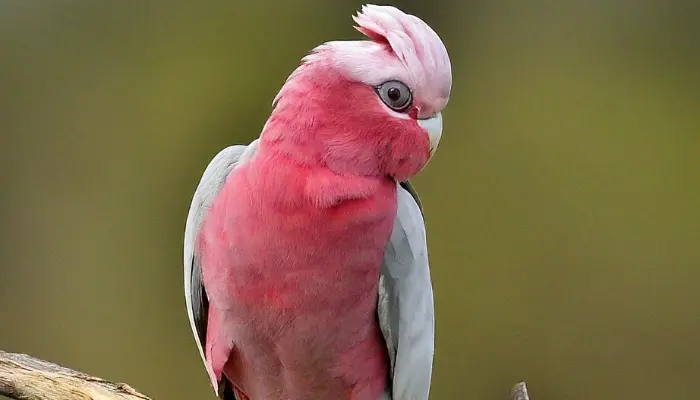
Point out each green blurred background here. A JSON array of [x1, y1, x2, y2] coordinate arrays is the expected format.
[[1, 1, 698, 399]]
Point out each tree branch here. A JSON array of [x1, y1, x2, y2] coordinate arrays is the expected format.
[[510, 382, 530, 400], [0, 350, 150, 400], [0, 349, 531, 400]]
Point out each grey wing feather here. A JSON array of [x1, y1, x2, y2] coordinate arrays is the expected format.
[[379, 181, 435, 400], [183, 140, 259, 398]]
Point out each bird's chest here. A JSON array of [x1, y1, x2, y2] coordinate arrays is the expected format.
[[200, 169, 397, 311], [198, 170, 395, 399]]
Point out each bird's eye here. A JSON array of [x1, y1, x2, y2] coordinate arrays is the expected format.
[[376, 80, 412, 112]]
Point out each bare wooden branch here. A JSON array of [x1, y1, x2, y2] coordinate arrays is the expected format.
[[0, 350, 151, 400], [0, 348, 531, 400], [510, 382, 530, 400]]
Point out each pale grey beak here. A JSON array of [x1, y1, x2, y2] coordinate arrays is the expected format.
[[417, 112, 443, 155]]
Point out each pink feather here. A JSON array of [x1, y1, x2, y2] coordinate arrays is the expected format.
[[196, 4, 451, 399]]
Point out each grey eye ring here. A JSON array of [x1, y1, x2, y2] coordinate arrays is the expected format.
[[375, 80, 413, 112]]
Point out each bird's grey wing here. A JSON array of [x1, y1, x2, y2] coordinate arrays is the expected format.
[[378, 181, 435, 400], [184, 140, 259, 399]]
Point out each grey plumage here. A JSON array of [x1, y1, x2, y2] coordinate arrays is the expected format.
[[379, 181, 435, 400], [184, 143, 256, 400]]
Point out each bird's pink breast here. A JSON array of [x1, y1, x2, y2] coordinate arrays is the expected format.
[[198, 155, 397, 399]]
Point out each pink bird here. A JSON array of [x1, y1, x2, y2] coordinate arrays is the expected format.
[[184, 5, 451, 400]]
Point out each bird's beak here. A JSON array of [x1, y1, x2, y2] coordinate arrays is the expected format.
[[417, 112, 443, 155]]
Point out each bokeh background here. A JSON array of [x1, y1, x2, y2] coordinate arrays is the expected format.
[[1, 1, 698, 399]]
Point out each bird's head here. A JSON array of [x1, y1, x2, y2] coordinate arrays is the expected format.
[[262, 4, 452, 182]]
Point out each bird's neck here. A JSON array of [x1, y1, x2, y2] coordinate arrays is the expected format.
[[258, 62, 391, 178], [248, 148, 395, 210]]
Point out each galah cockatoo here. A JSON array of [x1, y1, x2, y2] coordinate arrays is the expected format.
[[184, 4, 451, 400]]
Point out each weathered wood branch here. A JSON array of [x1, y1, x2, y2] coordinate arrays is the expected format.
[[0, 350, 150, 400], [510, 382, 530, 400], [0, 349, 531, 399]]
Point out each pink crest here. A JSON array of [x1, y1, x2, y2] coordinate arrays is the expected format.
[[272, 5, 451, 118], [351, 5, 452, 103]]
